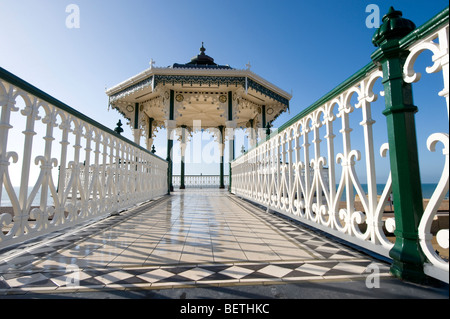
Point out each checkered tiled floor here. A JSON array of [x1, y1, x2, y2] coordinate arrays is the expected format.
[[0, 190, 390, 294]]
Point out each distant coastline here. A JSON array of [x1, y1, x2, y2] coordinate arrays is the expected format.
[[360, 183, 449, 201], [1, 183, 448, 208]]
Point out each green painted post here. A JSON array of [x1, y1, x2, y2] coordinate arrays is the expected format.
[[180, 155, 185, 189], [371, 7, 426, 283], [134, 103, 139, 130], [261, 105, 266, 131], [180, 125, 186, 189], [167, 90, 175, 193], [228, 91, 234, 192], [167, 139, 173, 194], [219, 125, 225, 189]]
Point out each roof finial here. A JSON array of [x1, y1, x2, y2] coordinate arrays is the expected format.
[[200, 42, 206, 55]]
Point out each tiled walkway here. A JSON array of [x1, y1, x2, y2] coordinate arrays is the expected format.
[[0, 189, 391, 295]]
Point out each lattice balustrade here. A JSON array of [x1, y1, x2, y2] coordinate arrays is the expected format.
[[403, 23, 449, 283], [0, 71, 168, 249], [231, 10, 449, 283], [172, 175, 229, 188], [231, 66, 395, 255]]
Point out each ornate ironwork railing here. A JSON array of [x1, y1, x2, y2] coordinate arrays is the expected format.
[[172, 175, 229, 188], [0, 68, 168, 250], [232, 62, 393, 252], [231, 7, 449, 283], [403, 17, 449, 284]]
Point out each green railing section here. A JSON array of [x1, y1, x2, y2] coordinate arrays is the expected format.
[[371, 6, 427, 284]]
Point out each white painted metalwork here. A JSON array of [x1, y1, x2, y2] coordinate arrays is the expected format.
[[231, 66, 395, 257], [0, 77, 168, 250], [231, 19, 449, 283], [172, 175, 229, 188], [403, 24, 449, 283]]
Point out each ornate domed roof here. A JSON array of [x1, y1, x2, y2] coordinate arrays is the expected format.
[[172, 43, 232, 69], [188, 43, 215, 65]]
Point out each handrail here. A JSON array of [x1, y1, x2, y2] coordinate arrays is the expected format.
[[399, 6, 449, 49], [0, 66, 166, 163], [235, 63, 378, 161], [236, 6, 450, 161]]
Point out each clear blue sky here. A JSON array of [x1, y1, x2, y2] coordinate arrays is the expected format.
[[0, 0, 448, 182]]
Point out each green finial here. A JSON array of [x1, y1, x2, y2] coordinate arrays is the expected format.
[[372, 7, 416, 47], [114, 120, 124, 135]]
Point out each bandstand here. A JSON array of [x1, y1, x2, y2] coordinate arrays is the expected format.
[[106, 44, 292, 191], [0, 6, 448, 294]]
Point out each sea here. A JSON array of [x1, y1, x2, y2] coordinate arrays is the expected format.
[[1, 187, 53, 207], [1, 184, 448, 207], [360, 183, 449, 201]]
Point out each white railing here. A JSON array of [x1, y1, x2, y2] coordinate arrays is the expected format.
[[231, 65, 395, 256], [172, 175, 229, 188], [0, 70, 168, 250], [403, 23, 449, 283], [231, 12, 449, 283]]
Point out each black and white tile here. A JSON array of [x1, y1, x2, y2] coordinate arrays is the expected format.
[[0, 191, 392, 294]]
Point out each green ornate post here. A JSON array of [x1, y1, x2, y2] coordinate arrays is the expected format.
[[261, 105, 266, 133], [371, 7, 426, 283], [227, 91, 235, 192], [180, 125, 187, 189], [167, 90, 175, 193], [218, 125, 225, 189]]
